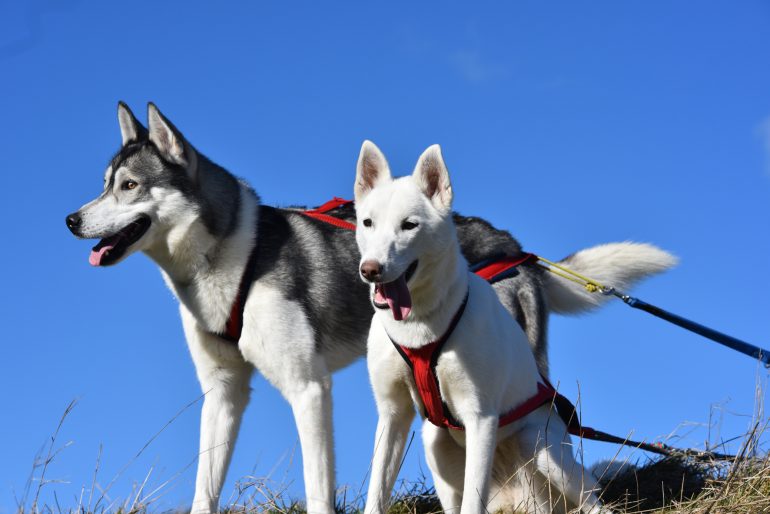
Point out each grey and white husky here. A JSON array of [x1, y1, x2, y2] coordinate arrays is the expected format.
[[65, 103, 675, 514]]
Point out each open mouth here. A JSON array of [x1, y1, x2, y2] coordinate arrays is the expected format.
[[89, 215, 151, 266], [373, 260, 418, 321]]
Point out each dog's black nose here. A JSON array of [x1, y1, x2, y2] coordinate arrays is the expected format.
[[66, 212, 82, 233], [360, 260, 382, 282]]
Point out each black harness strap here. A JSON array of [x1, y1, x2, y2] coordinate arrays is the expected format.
[[549, 386, 736, 461]]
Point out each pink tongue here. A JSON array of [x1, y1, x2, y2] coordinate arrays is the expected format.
[[378, 275, 412, 321], [89, 243, 115, 266]]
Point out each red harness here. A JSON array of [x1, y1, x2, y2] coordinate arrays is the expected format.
[[388, 291, 559, 431]]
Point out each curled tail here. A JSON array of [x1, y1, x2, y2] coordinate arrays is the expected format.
[[544, 242, 677, 314]]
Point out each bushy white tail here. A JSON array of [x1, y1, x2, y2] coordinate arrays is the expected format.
[[544, 242, 677, 314]]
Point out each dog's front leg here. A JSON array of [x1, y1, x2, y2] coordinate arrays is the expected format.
[[286, 377, 337, 514], [422, 423, 465, 512], [460, 415, 498, 514], [181, 307, 253, 514], [363, 403, 415, 514], [363, 343, 415, 514], [237, 288, 339, 514]]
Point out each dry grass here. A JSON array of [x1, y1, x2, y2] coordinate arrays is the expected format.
[[17, 394, 769, 514], [19, 450, 770, 514]]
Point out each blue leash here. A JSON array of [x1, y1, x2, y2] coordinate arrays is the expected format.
[[535, 255, 770, 368], [607, 288, 770, 368]]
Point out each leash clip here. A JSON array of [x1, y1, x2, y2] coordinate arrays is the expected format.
[[600, 286, 615, 296]]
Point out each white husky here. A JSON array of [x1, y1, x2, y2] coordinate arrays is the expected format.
[[354, 143, 668, 513]]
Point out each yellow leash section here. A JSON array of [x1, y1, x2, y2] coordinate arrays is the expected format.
[[534, 255, 607, 294]]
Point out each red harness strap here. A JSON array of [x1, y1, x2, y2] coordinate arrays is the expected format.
[[301, 197, 356, 230], [497, 381, 559, 428], [472, 253, 539, 282], [219, 217, 261, 343], [389, 291, 559, 431], [391, 293, 470, 430]]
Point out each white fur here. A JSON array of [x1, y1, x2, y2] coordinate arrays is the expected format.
[[148, 103, 188, 166], [118, 103, 142, 145], [356, 143, 612, 514]]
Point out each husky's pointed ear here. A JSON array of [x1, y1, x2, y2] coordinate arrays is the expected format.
[[147, 103, 190, 167], [413, 144, 452, 211], [355, 140, 392, 203], [117, 102, 147, 145]]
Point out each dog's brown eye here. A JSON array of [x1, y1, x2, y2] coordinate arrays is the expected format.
[[123, 180, 138, 190], [363, 218, 373, 227], [401, 220, 418, 231]]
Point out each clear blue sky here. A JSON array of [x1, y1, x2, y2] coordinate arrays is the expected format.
[[2, 1, 769, 511]]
